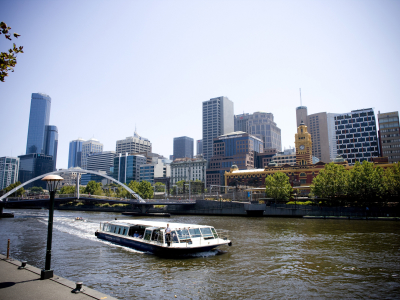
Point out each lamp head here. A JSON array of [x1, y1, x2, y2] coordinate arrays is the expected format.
[[42, 175, 64, 192]]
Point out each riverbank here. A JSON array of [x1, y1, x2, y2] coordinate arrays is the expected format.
[[0, 254, 117, 300]]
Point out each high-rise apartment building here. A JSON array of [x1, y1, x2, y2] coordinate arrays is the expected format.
[[173, 136, 194, 159], [378, 111, 400, 163], [0, 157, 20, 190], [202, 96, 234, 162], [87, 151, 116, 174], [196, 140, 203, 155], [81, 138, 103, 170], [335, 108, 379, 165], [295, 106, 339, 163], [234, 111, 282, 151], [207, 132, 263, 187], [116, 132, 152, 155], [68, 138, 85, 168]]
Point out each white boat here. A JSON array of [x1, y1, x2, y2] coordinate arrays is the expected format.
[[95, 220, 232, 257]]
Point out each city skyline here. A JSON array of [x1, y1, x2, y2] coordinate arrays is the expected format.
[[1, 1, 399, 169]]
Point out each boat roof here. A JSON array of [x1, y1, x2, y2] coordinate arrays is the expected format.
[[105, 220, 211, 230]]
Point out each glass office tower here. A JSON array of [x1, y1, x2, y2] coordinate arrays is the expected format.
[[173, 136, 194, 159], [68, 138, 85, 168], [26, 93, 51, 154], [45, 125, 58, 170]]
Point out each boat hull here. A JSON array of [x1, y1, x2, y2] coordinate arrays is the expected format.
[[96, 232, 222, 257]]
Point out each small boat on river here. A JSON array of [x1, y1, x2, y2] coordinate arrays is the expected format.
[[95, 220, 232, 256]]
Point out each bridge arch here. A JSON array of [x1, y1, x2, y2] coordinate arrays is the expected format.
[[0, 169, 144, 202]]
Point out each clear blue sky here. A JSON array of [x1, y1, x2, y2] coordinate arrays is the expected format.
[[1, 0, 399, 169]]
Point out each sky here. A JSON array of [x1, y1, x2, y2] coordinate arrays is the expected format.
[[1, 0, 399, 169]]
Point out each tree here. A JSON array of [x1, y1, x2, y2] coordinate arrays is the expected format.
[[59, 185, 76, 194], [84, 181, 103, 195], [30, 186, 44, 194], [138, 181, 154, 199], [1, 22, 23, 82], [384, 162, 400, 198], [310, 162, 348, 201], [154, 182, 165, 192], [265, 172, 293, 201], [2, 181, 24, 197]]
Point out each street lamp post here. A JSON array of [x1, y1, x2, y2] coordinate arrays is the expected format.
[[41, 175, 63, 280]]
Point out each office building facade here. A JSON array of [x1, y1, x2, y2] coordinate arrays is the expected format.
[[173, 136, 194, 159], [170, 157, 207, 185], [81, 138, 103, 170], [378, 111, 400, 163], [139, 158, 171, 185], [202, 96, 234, 162], [116, 132, 152, 155], [335, 108, 379, 165], [235, 111, 282, 151], [113, 154, 147, 184], [0, 157, 20, 190], [196, 140, 203, 155], [68, 138, 85, 168], [206, 132, 263, 187], [44, 125, 58, 170], [18, 153, 54, 189], [87, 151, 116, 175]]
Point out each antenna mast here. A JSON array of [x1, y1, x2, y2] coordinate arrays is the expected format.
[[299, 88, 302, 106]]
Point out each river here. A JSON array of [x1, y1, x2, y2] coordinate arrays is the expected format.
[[0, 209, 399, 299]]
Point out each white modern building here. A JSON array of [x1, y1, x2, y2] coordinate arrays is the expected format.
[[0, 156, 20, 190], [116, 131, 152, 155], [170, 157, 207, 185], [81, 138, 103, 170], [139, 158, 171, 185]]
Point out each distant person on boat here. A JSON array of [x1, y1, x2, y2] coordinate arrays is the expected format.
[[165, 224, 171, 246], [134, 231, 139, 238]]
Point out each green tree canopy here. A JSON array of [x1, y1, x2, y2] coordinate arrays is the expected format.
[[265, 172, 292, 201], [2, 181, 24, 197], [84, 181, 103, 195], [138, 181, 154, 199], [59, 185, 76, 194], [1, 22, 23, 82], [30, 186, 44, 194], [310, 162, 348, 199], [154, 182, 165, 192]]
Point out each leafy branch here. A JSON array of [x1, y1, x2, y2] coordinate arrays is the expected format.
[[1, 21, 24, 82]]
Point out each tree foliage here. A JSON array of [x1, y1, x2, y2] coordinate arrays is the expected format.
[[310, 162, 348, 200], [1, 22, 23, 82], [154, 182, 165, 192], [138, 181, 153, 199], [2, 181, 24, 197], [59, 185, 76, 194], [265, 172, 293, 201], [30, 186, 44, 194], [84, 181, 103, 195]]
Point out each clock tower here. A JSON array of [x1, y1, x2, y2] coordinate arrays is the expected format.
[[295, 120, 312, 165]]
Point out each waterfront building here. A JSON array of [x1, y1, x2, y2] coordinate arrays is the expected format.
[[116, 132, 152, 155], [202, 96, 234, 162], [335, 108, 379, 165], [81, 138, 103, 170], [170, 157, 207, 185], [196, 140, 203, 156], [81, 171, 108, 186], [0, 157, 20, 190], [295, 106, 339, 163], [378, 111, 400, 163], [234, 112, 282, 151], [139, 158, 171, 185], [113, 153, 147, 184], [173, 136, 194, 159], [207, 131, 263, 187], [25, 93, 58, 170], [18, 153, 54, 189], [87, 151, 116, 175], [68, 138, 85, 168]]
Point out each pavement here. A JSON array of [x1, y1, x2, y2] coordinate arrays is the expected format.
[[0, 254, 117, 300]]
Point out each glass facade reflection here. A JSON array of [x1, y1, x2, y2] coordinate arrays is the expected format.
[[18, 153, 54, 189], [113, 154, 146, 184], [0, 157, 20, 190], [68, 139, 84, 168], [26, 93, 51, 154], [45, 125, 58, 170], [173, 136, 194, 159]]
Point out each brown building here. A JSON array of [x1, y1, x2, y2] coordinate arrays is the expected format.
[[378, 111, 400, 163]]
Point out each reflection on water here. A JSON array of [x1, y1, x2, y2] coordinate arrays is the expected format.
[[1, 209, 399, 299]]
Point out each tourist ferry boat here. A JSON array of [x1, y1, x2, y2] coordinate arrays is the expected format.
[[95, 220, 232, 256]]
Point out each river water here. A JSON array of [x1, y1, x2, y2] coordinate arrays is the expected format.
[[0, 209, 399, 299]]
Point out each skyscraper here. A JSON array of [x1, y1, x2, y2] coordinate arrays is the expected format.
[[196, 140, 203, 156], [202, 96, 234, 162], [44, 125, 58, 170], [335, 108, 379, 165], [173, 136, 194, 159], [68, 138, 85, 168], [234, 111, 282, 151], [116, 132, 152, 155], [26, 93, 51, 154], [0, 157, 20, 190], [81, 138, 103, 170]]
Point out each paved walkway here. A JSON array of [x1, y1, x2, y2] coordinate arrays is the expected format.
[[0, 254, 117, 300]]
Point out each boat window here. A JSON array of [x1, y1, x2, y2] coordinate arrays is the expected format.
[[122, 228, 126, 236], [200, 227, 214, 239], [151, 230, 160, 241], [144, 229, 152, 241], [189, 228, 202, 238], [171, 231, 179, 243], [211, 228, 219, 238], [118, 227, 121, 234], [176, 229, 190, 242], [158, 231, 164, 244]]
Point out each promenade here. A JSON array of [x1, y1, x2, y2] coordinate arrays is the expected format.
[[0, 254, 117, 300]]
